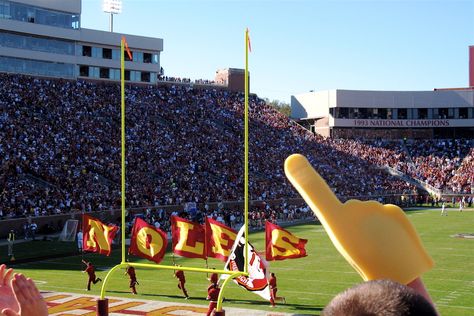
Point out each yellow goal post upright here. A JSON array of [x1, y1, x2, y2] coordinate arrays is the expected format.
[[96, 31, 251, 315]]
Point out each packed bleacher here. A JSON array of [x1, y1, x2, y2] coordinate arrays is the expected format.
[[0, 73, 473, 224]]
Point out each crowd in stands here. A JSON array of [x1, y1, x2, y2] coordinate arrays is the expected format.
[[157, 76, 216, 85], [406, 140, 473, 193], [0, 73, 472, 224], [447, 148, 474, 193]]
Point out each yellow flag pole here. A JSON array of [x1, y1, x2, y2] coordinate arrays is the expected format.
[[120, 37, 126, 264], [244, 28, 249, 274]]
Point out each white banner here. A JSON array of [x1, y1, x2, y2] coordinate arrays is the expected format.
[[332, 118, 474, 128], [222, 226, 271, 301]]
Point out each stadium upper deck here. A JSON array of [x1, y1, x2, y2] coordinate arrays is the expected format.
[[291, 47, 474, 139], [0, 0, 162, 83]]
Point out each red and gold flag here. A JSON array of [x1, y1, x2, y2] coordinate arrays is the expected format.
[[129, 218, 167, 264], [205, 217, 237, 262], [265, 221, 308, 261], [171, 216, 206, 259], [82, 214, 118, 256]]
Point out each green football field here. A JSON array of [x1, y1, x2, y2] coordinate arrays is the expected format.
[[6, 208, 474, 315]]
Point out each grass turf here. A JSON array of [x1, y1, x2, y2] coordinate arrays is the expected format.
[[5, 208, 474, 315]]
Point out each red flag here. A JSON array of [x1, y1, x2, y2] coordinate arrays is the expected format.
[[246, 28, 252, 52], [265, 221, 308, 261], [82, 214, 118, 256], [122, 36, 133, 60], [206, 217, 237, 262], [171, 216, 206, 259], [129, 218, 167, 264]]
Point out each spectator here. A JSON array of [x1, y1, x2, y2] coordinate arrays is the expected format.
[[0, 264, 48, 316], [322, 279, 437, 316]]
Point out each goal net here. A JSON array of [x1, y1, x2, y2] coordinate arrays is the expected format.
[[58, 219, 79, 242]]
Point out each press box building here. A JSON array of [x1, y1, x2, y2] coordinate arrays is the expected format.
[[291, 48, 474, 139], [0, 0, 163, 83]]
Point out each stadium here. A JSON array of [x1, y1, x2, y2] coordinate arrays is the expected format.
[[0, 1, 473, 316]]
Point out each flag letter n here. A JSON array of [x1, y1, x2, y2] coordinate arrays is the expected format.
[[83, 214, 118, 256]]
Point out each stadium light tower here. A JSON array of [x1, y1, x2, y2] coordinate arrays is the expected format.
[[103, 0, 122, 32]]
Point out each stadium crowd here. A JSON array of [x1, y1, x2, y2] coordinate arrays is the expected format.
[[0, 73, 472, 225]]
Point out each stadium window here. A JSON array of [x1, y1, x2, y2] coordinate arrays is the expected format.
[[79, 65, 89, 77], [92, 47, 101, 58], [71, 14, 79, 29], [134, 52, 143, 63], [359, 108, 368, 119], [349, 108, 358, 119], [447, 108, 454, 119], [418, 108, 428, 119], [378, 108, 387, 119], [387, 109, 393, 119], [398, 108, 407, 119], [82, 45, 92, 57], [337, 107, 348, 119], [143, 53, 152, 63], [0, 1, 11, 19], [153, 54, 159, 64], [102, 48, 112, 59], [125, 70, 130, 81], [110, 69, 119, 80], [131, 71, 140, 81], [99, 67, 109, 79], [141, 71, 150, 82], [371, 108, 379, 119], [11, 2, 27, 22], [112, 49, 120, 60], [438, 108, 449, 119], [91, 67, 99, 78], [459, 107, 468, 119]]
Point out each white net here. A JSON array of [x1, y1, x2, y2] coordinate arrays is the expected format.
[[58, 219, 79, 242]]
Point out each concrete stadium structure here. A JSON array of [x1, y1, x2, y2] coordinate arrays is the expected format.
[[292, 48, 474, 139], [0, 0, 163, 83]]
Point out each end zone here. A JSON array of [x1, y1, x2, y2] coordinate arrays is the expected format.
[[42, 291, 296, 316]]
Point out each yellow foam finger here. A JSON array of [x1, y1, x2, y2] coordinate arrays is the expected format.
[[285, 154, 434, 284]]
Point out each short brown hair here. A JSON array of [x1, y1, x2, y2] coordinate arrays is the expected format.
[[322, 279, 437, 316]]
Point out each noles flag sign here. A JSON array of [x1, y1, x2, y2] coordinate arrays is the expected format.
[[265, 221, 308, 261], [129, 218, 167, 264], [82, 214, 118, 256]]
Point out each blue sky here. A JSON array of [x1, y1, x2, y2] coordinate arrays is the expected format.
[[82, 0, 474, 104]]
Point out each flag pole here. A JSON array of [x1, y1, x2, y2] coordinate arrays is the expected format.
[[120, 37, 126, 264], [244, 28, 249, 274]]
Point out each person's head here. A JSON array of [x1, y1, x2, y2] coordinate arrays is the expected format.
[[322, 279, 437, 316], [210, 272, 218, 284], [271, 272, 275, 277]]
